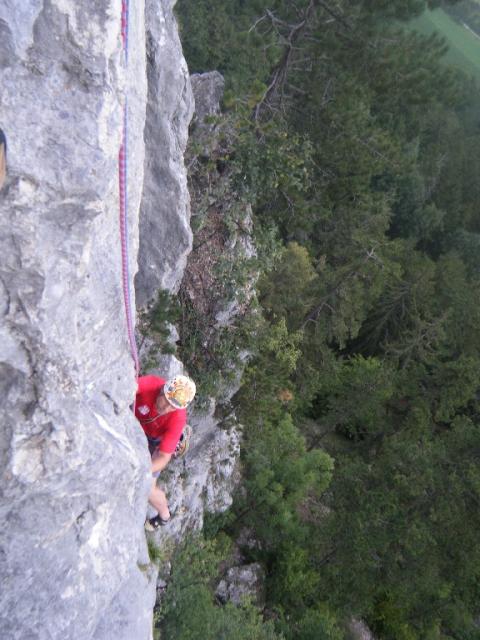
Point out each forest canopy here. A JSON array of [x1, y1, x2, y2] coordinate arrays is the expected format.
[[165, 1, 480, 638]]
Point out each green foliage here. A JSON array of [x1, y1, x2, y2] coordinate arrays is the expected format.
[[370, 594, 419, 640], [241, 413, 333, 542], [258, 242, 318, 331], [320, 355, 396, 441], [233, 125, 315, 222], [147, 538, 164, 566], [157, 536, 282, 640], [235, 322, 334, 611], [434, 252, 480, 355], [428, 355, 480, 421], [312, 411, 480, 635], [175, 0, 276, 93], [354, 244, 445, 364], [139, 290, 180, 372], [268, 544, 321, 610], [236, 317, 302, 419], [175, 0, 480, 637], [177, 295, 257, 407], [203, 509, 237, 540], [276, 606, 344, 640]]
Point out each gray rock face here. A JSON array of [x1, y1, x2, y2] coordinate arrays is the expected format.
[[164, 404, 242, 529], [214, 204, 257, 329], [0, 1, 192, 639], [236, 526, 262, 552], [144, 355, 242, 538], [216, 563, 266, 607], [190, 71, 224, 123], [347, 618, 377, 640], [181, 71, 257, 347], [189, 71, 225, 155], [134, 0, 194, 308]]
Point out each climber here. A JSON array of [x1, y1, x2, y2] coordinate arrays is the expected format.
[[0, 128, 6, 190], [135, 374, 196, 530]]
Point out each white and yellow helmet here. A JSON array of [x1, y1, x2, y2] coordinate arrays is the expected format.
[[164, 375, 196, 409]]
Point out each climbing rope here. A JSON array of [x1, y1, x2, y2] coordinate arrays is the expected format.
[[118, 0, 140, 376]]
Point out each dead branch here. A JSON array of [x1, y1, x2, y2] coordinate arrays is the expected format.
[[252, 0, 353, 122], [253, 0, 319, 122]]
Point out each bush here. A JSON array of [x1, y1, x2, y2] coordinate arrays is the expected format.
[[157, 535, 282, 640]]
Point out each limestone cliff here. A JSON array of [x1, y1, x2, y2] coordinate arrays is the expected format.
[[135, 0, 193, 307], [0, 1, 193, 638]]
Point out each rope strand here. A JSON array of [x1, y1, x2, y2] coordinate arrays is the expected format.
[[119, 0, 139, 376]]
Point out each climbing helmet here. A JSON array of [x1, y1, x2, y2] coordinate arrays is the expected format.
[[164, 375, 196, 409]]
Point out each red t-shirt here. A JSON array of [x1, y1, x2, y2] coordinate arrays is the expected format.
[[135, 376, 186, 454]]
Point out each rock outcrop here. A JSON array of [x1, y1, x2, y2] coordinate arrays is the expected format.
[[141, 73, 249, 545], [150, 394, 242, 538], [216, 563, 266, 607], [347, 618, 377, 640], [135, 0, 194, 307], [0, 1, 192, 638], [189, 71, 225, 155]]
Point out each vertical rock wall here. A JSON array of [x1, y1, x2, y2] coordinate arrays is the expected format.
[[135, 0, 193, 307], [0, 1, 192, 638]]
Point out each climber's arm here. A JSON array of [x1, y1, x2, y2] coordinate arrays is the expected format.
[[151, 451, 172, 474]]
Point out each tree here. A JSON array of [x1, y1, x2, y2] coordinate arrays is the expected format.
[[158, 535, 282, 640]]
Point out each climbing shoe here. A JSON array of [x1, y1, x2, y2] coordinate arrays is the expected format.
[[173, 424, 192, 459], [145, 514, 170, 531]]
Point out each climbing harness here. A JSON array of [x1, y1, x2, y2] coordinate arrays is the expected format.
[[146, 425, 192, 459], [118, 0, 140, 376], [173, 424, 192, 459]]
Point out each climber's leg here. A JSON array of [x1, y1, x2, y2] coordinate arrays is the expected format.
[[149, 478, 170, 521]]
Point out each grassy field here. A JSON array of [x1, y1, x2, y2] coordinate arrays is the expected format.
[[412, 7, 480, 81]]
